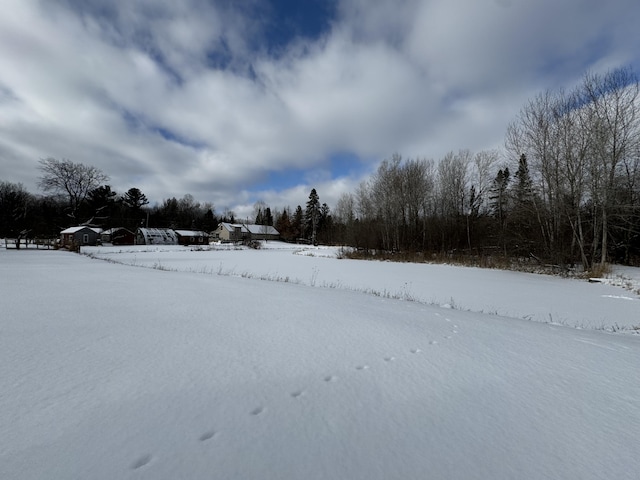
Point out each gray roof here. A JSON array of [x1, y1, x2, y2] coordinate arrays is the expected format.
[[219, 223, 279, 236], [174, 230, 208, 237], [244, 224, 279, 235], [61, 226, 102, 234]]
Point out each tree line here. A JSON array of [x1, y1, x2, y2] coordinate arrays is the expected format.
[[0, 158, 219, 241], [2, 66, 639, 267], [328, 67, 640, 269], [0, 157, 331, 245]]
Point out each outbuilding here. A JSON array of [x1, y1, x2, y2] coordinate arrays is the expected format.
[[211, 222, 280, 243], [60, 226, 102, 248], [101, 227, 135, 245], [174, 230, 209, 246], [135, 228, 178, 245]]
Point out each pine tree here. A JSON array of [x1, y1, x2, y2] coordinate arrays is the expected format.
[[489, 168, 510, 225], [511, 154, 537, 252], [513, 154, 533, 206], [293, 205, 303, 240], [276, 207, 292, 241], [305, 188, 320, 245], [264, 207, 273, 226], [122, 187, 149, 211], [318, 203, 332, 244], [489, 168, 510, 254], [255, 207, 264, 225], [85, 185, 117, 225]]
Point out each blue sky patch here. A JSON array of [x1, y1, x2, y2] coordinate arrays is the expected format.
[[253, 151, 371, 193], [257, 0, 337, 55]]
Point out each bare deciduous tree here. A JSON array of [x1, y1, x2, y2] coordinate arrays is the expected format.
[[38, 157, 109, 221], [582, 67, 640, 265]]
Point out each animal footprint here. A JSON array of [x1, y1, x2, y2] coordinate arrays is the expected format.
[[410, 348, 422, 354], [324, 375, 338, 382], [355, 365, 370, 370], [291, 390, 304, 398], [251, 406, 265, 416], [429, 340, 438, 345], [199, 431, 216, 442], [384, 356, 395, 362], [131, 454, 152, 470]]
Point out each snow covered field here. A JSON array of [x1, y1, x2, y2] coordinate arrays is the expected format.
[[86, 242, 640, 331], [1, 244, 639, 479]]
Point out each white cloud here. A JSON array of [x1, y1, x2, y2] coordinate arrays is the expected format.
[[1, 0, 639, 219]]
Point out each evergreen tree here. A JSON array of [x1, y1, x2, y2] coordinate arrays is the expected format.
[[305, 188, 320, 245], [511, 154, 537, 252], [489, 168, 510, 253], [122, 187, 149, 210], [122, 187, 149, 229], [293, 205, 303, 240], [0, 181, 32, 238], [513, 154, 534, 206], [264, 207, 273, 226], [275, 207, 292, 241], [318, 203, 332, 244], [255, 207, 264, 225], [489, 168, 510, 225], [202, 208, 217, 232], [85, 185, 117, 226]]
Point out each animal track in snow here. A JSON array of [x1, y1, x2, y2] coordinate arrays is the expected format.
[[429, 340, 438, 345], [199, 431, 216, 442], [355, 365, 370, 370], [251, 406, 265, 416], [410, 348, 422, 354], [291, 390, 304, 398], [324, 375, 338, 382], [131, 454, 152, 470], [384, 356, 395, 362]]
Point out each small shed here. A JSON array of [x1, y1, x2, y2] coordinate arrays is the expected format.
[[101, 227, 135, 245], [136, 228, 178, 245], [60, 226, 102, 247], [174, 230, 209, 246]]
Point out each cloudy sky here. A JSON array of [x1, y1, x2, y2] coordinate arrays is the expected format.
[[1, 0, 639, 218]]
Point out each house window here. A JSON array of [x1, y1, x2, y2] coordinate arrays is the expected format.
[[83, 234, 89, 244]]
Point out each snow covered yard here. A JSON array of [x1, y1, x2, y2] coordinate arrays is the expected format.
[[1, 246, 639, 479]]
